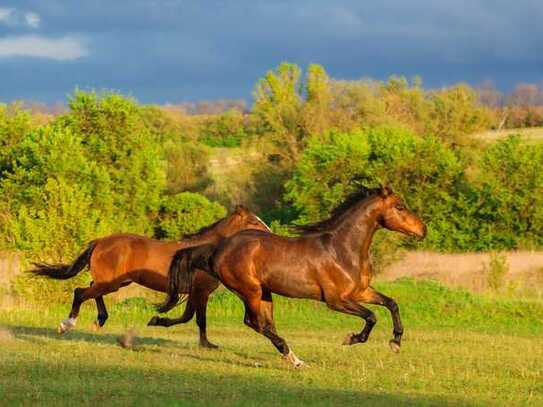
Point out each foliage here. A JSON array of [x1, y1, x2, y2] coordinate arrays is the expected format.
[[472, 135, 543, 249], [0, 103, 34, 173], [199, 110, 249, 147], [164, 141, 212, 193], [483, 252, 509, 292], [57, 91, 167, 231], [0, 66, 542, 265], [252, 62, 304, 163], [285, 128, 543, 251], [155, 192, 226, 239]]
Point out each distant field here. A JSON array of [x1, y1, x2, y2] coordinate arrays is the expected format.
[[474, 127, 543, 144], [1, 279, 542, 406], [381, 251, 543, 297]]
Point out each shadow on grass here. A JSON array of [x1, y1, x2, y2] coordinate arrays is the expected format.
[[1, 357, 477, 407], [7, 325, 177, 347]]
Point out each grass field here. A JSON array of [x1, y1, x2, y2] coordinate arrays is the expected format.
[[1, 279, 542, 406]]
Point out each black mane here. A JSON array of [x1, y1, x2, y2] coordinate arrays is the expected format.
[[293, 188, 382, 234], [181, 218, 223, 240]]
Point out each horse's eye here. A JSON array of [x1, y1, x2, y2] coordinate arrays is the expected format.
[[395, 204, 405, 211]]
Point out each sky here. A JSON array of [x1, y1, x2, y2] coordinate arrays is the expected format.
[[0, 0, 541, 104]]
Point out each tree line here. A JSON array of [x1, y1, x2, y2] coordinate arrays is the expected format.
[[0, 63, 542, 263]]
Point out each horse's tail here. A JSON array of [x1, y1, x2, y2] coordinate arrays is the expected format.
[[29, 241, 96, 280], [156, 243, 216, 314]]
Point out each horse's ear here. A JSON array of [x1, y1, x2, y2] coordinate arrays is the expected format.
[[380, 185, 393, 197]]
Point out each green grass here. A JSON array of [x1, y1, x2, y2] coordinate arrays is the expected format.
[[1, 279, 542, 406]]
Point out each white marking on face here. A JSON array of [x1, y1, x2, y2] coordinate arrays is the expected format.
[[255, 215, 271, 232]]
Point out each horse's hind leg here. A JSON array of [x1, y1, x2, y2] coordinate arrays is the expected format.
[[243, 291, 304, 368], [358, 287, 403, 353], [195, 288, 218, 349], [326, 298, 377, 346], [93, 296, 108, 331], [58, 286, 87, 334], [59, 283, 116, 334], [147, 272, 220, 349], [147, 298, 195, 327]]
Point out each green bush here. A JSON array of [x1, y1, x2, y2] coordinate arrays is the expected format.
[[284, 128, 543, 252], [285, 127, 464, 246], [155, 192, 227, 239], [199, 110, 248, 147], [483, 253, 509, 292], [164, 141, 212, 193], [0, 125, 115, 259], [472, 135, 543, 249], [56, 90, 166, 232]]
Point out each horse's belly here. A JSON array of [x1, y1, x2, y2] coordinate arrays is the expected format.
[[131, 271, 168, 292], [264, 271, 322, 300]]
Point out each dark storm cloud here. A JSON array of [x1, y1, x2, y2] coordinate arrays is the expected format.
[[0, 0, 541, 103]]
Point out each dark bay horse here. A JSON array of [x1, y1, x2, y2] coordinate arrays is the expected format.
[[31, 206, 270, 348], [159, 188, 426, 366]]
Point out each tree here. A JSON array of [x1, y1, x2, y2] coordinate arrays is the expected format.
[[252, 62, 304, 164]]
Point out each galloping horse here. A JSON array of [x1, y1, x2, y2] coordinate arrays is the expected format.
[[31, 206, 270, 348], [158, 187, 426, 366]]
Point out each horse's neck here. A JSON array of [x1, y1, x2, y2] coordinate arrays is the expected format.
[[332, 199, 381, 268], [178, 232, 220, 247]]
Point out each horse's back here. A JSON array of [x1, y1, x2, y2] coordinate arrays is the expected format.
[[215, 231, 328, 300], [90, 233, 180, 287]]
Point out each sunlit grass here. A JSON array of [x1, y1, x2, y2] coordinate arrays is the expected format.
[[1, 280, 542, 406]]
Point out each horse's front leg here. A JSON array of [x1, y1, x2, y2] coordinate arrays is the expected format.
[[326, 297, 377, 345], [358, 286, 403, 352]]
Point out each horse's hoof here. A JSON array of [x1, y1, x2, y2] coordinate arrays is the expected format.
[[200, 341, 219, 349], [342, 333, 356, 345], [92, 321, 101, 332], [293, 360, 306, 369], [284, 350, 305, 368], [58, 318, 76, 334], [389, 339, 401, 353], [147, 316, 160, 326]]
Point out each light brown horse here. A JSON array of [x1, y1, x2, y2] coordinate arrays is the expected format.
[[31, 206, 270, 348], [159, 188, 426, 366]]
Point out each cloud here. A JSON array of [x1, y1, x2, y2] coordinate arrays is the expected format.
[[0, 35, 88, 60], [0, 0, 541, 102], [24, 12, 40, 28], [0, 7, 40, 28], [0, 7, 14, 24]]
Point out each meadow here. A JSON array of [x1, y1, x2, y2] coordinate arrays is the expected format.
[[1, 279, 542, 406]]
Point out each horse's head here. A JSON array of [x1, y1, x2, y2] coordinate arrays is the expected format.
[[218, 205, 271, 238], [378, 187, 426, 239]]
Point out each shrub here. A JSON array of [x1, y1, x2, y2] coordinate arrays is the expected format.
[[155, 192, 227, 239], [472, 135, 543, 249], [285, 127, 465, 248], [483, 253, 509, 292], [199, 110, 248, 147], [164, 141, 212, 193]]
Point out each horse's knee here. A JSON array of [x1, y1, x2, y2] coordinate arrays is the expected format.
[[74, 287, 85, 301]]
